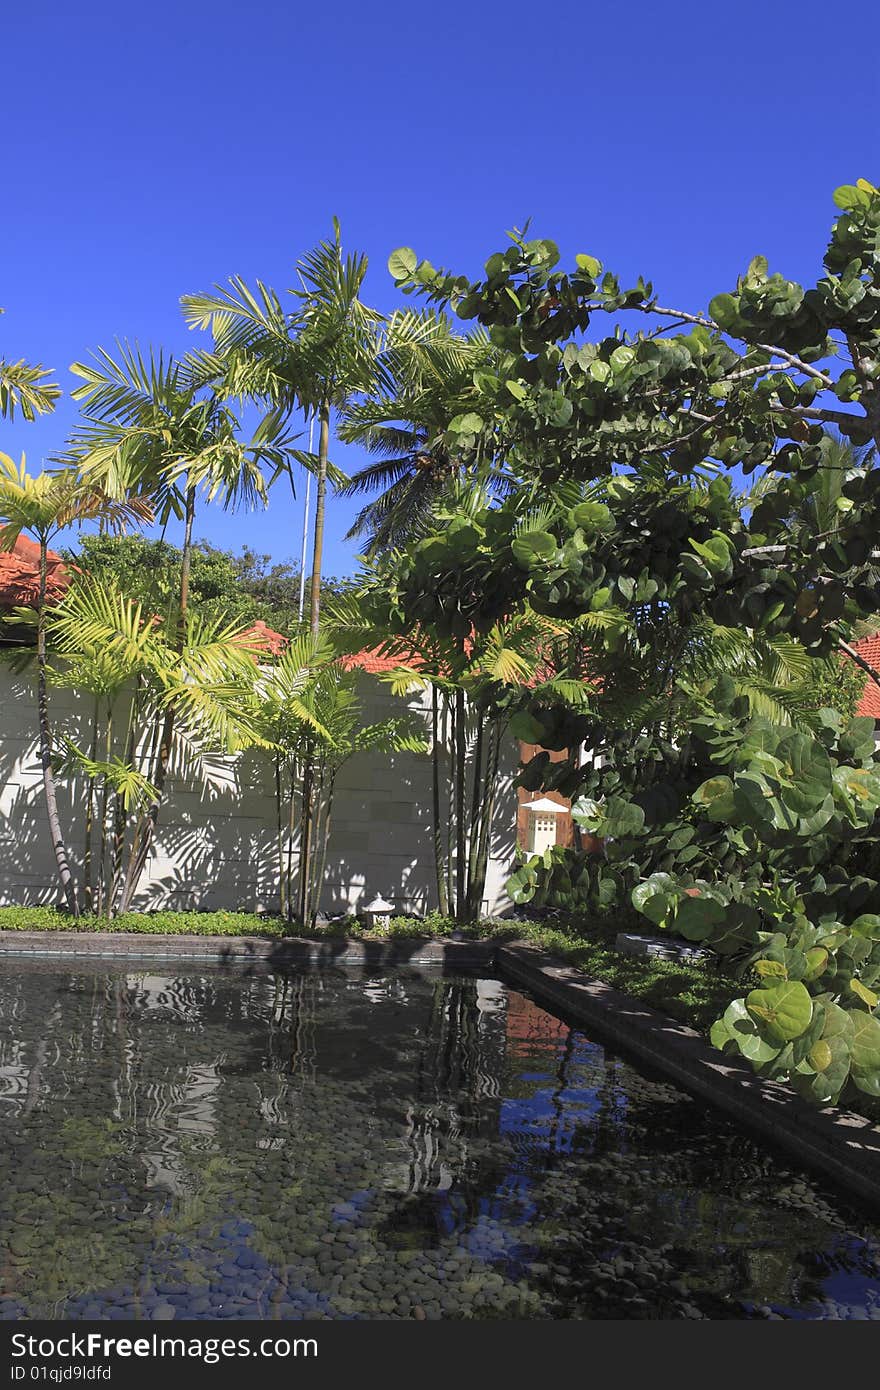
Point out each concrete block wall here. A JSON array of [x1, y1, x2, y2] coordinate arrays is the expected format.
[[0, 670, 517, 917]]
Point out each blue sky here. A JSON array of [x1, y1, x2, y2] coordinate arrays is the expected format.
[[4, 0, 879, 578]]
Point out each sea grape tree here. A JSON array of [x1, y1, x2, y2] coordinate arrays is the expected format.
[[382, 181, 880, 1101]]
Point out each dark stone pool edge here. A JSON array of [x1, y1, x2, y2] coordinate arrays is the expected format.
[[2, 928, 878, 1210], [498, 940, 880, 1214], [0, 929, 495, 970]]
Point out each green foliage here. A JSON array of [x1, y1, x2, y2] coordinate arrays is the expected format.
[[0, 906, 287, 935], [546, 683, 880, 1104], [62, 534, 349, 636], [0, 309, 61, 421]]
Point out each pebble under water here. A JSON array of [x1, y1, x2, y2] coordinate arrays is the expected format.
[[1, 960, 879, 1321]]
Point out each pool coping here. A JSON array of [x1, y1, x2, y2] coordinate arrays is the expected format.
[[498, 940, 880, 1213], [2, 927, 878, 1210], [0, 929, 495, 969]]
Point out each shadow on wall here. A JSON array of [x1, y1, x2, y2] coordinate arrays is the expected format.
[[0, 672, 519, 915]]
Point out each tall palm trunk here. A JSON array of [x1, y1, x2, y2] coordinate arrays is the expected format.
[[465, 715, 485, 920], [107, 682, 140, 917], [275, 755, 287, 920], [82, 696, 101, 912], [309, 397, 331, 635], [454, 687, 467, 921], [297, 749, 316, 927], [36, 536, 79, 916], [119, 483, 196, 911], [470, 719, 502, 921], [307, 762, 334, 925], [95, 702, 113, 916], [431, 685, 449, 915]]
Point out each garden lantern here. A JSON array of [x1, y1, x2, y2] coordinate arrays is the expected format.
[[363, 893, 395, 930], [524, 797, 566, 855]]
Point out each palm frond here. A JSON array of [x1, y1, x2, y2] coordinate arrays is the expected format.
[[0, 356, 61, 421]]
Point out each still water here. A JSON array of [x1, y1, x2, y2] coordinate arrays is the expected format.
[[0, 961, 878, 1320]]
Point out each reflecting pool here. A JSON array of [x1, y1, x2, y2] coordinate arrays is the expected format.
[[0, 962, 878, 1320]]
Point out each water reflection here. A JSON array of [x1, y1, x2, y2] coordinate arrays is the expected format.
[[0, 962, 878, 1320]]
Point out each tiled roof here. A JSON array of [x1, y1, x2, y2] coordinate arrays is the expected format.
[[236, 618, 288, 656], [853, 634, 880, 719], [339, 647, 422, 675], [0, 536, 70, 608]]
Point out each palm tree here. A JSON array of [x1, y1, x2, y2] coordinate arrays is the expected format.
[[254, 636, 426, 926], [46, 572, 275, 915], [181, 220, 382, 632], [326, 574, 597, 921], [337, 311, 509, 555], [0, 309, 61, 422], [0, 455, 151, 913], [62, 342, 296, 903]]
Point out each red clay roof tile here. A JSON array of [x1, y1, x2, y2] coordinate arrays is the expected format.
[[0, 536, 70, 608]]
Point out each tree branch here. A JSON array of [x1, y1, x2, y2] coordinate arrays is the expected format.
[[838, 634, 880, 690], [634, 303, 836, 388]]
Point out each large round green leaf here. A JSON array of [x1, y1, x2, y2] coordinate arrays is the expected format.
[[774, 732, 833, 817], [632, 871, 677, 925], [600, 796, 646, 838], [850, 1012, 880, 1095], [692, 775, 737, 822], [710, 999, 781, 1064], [511, 530, 557, 569], [445, 519, 481, 556], [792, 1033, 851, 1104], [388, 247, 418, 281], [508, 711, 546, 744], [821, 1000, 856, 1045], [709, 292, 740, 330], [575, 253, 601, 277], [673, 894, 725, 941], [570, 501, 614, 533], [803, 947, 829, 982], [448, 411, 484, 435], [746, 980, 813, 1045], [851, 915, 880, 940]]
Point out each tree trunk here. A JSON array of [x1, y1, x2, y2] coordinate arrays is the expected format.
[[431, 685, 449, 915], [108, 680, 141, 916], [454, 687, 466, 921], [309, 398, 331, 635], [444, 695, 454, 913], [471, 719, 502, 921], [297, 746, 316, 926], [119, 484, 196, 911], [465, 715, 485, 921], [309, 764, 335, 926], [36, 536, 79, 916], [286, 757, 297, 926], [96, 702, 113, 916], [275, 755, 286, 920], [82, 696, 100, 913]]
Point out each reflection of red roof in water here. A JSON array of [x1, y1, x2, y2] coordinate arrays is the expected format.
[[505, 991, 567, 1056], [0, 537, 70, 608]]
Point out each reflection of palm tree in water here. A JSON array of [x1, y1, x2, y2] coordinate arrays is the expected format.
[[402, 979, 507, 1200], [268, 972, 318, 1084]]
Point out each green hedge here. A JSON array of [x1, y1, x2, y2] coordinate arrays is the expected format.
[[0, 907, 288, 937]]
